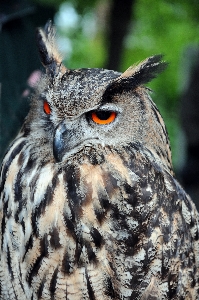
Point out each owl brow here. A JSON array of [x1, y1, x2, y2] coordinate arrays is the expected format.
[[101, 78, 142, 104]]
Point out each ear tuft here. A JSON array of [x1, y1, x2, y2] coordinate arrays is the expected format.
[[121, 55, 168, 84], [36, 20, 66, 76], [104, 55, 167, 97]]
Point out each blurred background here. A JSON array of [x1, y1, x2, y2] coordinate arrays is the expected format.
[[1, 0, 199, 206]]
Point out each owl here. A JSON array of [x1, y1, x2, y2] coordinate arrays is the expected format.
[[0, 21, 199, 300]]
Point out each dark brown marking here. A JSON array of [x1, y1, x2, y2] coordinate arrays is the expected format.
[[27, 235, 48, 285], [7, 245, 14, 280], [94, 207, 106, 224], [50, 228, 61, 249], [64, 166, 83, 219], [27, 255, 43, 285], [97, 187, 111, 211], [1, 214, 5, 250], [63, 214, 77, 241], [37, 277, 46, 298], [104, 277, 115, 298], [86, 243, 98, 264], [23, 156, 37, 175], [90, 227, 103, 248], [32, 175, 58, 229], [61, 251, 71, 275], [17, 151, 25, 166], [74, 241, 82, 264], [50, 268, 59, 297], [168, 273, 178, 298], [85, 269, 95, 300], [23, 235, 33, 261]]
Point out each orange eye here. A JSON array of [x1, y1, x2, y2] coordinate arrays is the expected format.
[[91, 111, 116, 124], [43, 101, 51, 115]]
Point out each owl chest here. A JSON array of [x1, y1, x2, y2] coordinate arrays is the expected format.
[[1, 147, 198, 299]]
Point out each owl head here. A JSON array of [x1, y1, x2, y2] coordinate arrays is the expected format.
[[25, 21, 172, 173]]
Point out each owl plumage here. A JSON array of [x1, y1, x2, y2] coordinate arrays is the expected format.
[[0, 21, 199, 300]]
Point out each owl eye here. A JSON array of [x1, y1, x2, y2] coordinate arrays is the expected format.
[[43, 101, 51, 115], [91, 111, 116, 124]]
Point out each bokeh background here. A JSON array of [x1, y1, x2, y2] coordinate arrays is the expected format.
[[1, 0, 199, 205]]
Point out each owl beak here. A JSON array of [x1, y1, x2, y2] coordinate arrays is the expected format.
[[53, 122, 67, 162], [53, 121, 93, 162]]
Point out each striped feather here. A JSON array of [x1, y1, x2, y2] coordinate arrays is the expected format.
[[1, 134, 199, 299]]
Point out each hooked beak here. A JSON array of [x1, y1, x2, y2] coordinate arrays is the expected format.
[[53, 120, 98, 162]]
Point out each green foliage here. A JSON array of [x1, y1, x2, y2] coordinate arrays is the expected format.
[[72, 0, 100, 14], [55, 1, 106, 69], [124, 0, 199, 105]]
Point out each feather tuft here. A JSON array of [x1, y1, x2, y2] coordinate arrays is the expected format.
[[103, 55, 168, 98], [36, 20, 66, 76]]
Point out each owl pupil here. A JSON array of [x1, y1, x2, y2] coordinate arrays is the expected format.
[[95, 111, 111, 120]]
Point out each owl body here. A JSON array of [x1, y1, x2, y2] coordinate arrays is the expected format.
[[0, 22, 199, 299]]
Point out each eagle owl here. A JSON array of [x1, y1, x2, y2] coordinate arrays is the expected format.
[[0, 21, 199, 300]]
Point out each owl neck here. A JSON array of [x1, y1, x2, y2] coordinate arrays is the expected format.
[[139, 90, 173, 175]]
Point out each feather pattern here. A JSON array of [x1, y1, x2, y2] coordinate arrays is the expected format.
[[0, 22, 199, 300], [1, 138, 199, 299]]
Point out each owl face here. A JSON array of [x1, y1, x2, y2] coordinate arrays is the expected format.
[[25, 21, 172, 172], [28, 68, 148, 163]]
